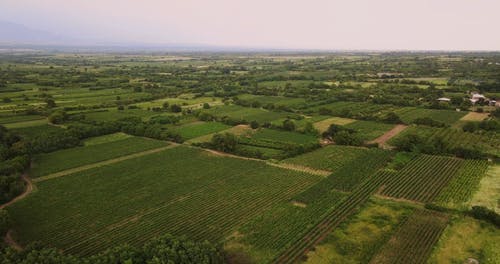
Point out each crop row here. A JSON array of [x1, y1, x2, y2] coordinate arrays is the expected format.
[[10, 146, 320, 256], [369, 209, 449, 264], [294, 148, 393, 203], [274, 169, 395, 263], [282, 145, 369, 172], [379, 154, 464, 203], [434, 159, 489, 209]]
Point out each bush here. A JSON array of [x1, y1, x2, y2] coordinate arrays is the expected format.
[[0, 209, 10, 236], [468, 206, 500, 227]]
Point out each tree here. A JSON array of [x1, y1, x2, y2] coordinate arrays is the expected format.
[[211, 133, 238, 152], [203, 103, 211, 109], [162, 102, 170, 110], [250, 120, 259, 129], [282, 119, 296, 131], [333, 130, 363, 146], [170, 104, 182, 113], [492, 108, 500, 119], [0, 209, 10, 236], [48, 111, 67, 124], [383, 112, 403, 124], [45, 98, 56, 108]]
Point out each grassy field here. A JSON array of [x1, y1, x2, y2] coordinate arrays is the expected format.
[[344, 120, 395, 141], [250, 128, 318, 145], [395, 107, 466, 125], [11, 124, 64, 138], [202, 105, 289, 123], [305, 199, 414, 264], [30, 136, 168, 178], [282, 145, 369, 171], [10, 146, 320, 256], [83, 132, 132, 146], [470, 164, 500, 213], [428, 217, 500, 264], [3, 119, 48, 129], [171, 121, 230, 140], [313, 116, 356, 132]]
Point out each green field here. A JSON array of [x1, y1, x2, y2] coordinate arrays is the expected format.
[[379, 154, 465, 203], [202, 105, 289, 123], [9, 146, 320, 256], [171, 121, 230, 140], [250, 128, 318, 145], [30, 136, 168, 178], [344, 120, 395, 141], [282, 145, 369, 171], [11, 124, 64, 138], [395, 107, 467, 125]]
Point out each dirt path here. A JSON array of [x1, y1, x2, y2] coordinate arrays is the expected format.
[[268, 163, 331, 177], [3, 230, 22, 251], [34, 144, 178, 183], [201, 148, 331, 177], [368, 124, 407, 149], [0, 173, 32, 210]]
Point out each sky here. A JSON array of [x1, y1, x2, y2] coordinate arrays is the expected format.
[[1, 0, 500, 50]]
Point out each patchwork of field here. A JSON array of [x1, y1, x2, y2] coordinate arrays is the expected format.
[[389, 125, 500, 157], [9, 146, 321, 256]]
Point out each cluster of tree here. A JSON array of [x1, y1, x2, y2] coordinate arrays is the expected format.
[[0, 234, 224, 264], [467, 206, 500, 228], [392, 133, 486, 159], [0, 126, 29, 204], [322, 124, 363, 146], [413, 117, 446, 128], [0, 209, 9, 237], [462, 120, 500, 133]]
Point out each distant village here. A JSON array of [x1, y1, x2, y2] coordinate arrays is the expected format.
[[437, 92, 499, 108]]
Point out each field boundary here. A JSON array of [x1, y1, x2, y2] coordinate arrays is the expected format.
[[200, 147, 330, 177], [0, 173, 32, 210], [34, 144, 178, 183]]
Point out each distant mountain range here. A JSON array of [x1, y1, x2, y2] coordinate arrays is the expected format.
[[0, 20, 75, 45]]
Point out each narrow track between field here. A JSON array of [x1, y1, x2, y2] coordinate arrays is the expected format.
[[34, 144, 178, 183]]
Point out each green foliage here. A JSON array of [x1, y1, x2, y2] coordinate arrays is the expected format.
[[0, 209, 10, 236], [468, 206, 500, 228], [211, 133, 238, 152], [0, 234, 224, 264], [31, 136, 168, 178], [8, 146, 318, 255]]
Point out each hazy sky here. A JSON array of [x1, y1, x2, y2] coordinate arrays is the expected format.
[[1, 0, 499, 50]]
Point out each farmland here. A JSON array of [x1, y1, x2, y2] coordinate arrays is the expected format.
[[30, 136, 169, 178], [370, 209, 449, 264], [0, 52, 499, 263], [9, 146, 320, 256]]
